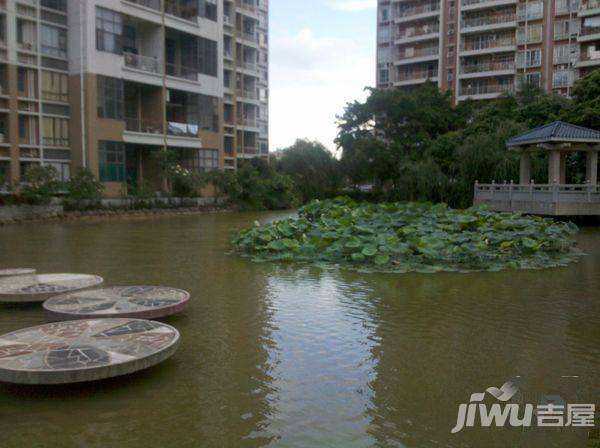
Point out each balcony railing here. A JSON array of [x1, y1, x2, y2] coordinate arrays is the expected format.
[[236, 89, 258, 99], [124, 52, 162, 74], [580, 0, 600, 11], [164, 0, 198, 20], [460, 83, 515, 96], [240, 118, 257, 127], [461, 60, 515, 74], [398, 46, 439, 59], [42, 137, 69, 147], [167, 122, 199, 138], [125, 117, 163, 134], [125, 0, 162, 10], [237, 61, 257, 71], [461, 37, 516, 51], [398, 3, 440, 17], [580, 26, 600, 36], [166, 63, 198, 80], [17, 41, 37, 52], [462, 14, 516, 28], [396, 25, 440, 40], [236, 0, 257, 13], [238, 30, 258, 43], [396, 69, 438, 82]]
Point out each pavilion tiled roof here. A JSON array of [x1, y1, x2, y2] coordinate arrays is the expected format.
[[507, 121, 600, 147]]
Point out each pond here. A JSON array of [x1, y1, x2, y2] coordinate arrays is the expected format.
[[0, 211, 599, 447]]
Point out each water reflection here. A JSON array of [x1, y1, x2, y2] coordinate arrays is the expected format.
[[0, 215, 598, 447]]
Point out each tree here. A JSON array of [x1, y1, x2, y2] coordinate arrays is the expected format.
[[277, 139, 340, 201], [19, 165, 62, 205], [563, 69, 600, 129]]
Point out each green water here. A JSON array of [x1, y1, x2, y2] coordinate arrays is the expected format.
[[0, 212, 599, 448]]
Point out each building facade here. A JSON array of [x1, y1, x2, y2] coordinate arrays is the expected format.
[[376, 0, 600, 103], [0, 0, 269, 196]]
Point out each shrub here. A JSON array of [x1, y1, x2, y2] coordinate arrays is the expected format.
[[19, 165, 62, 205], [66, 168, 104, 202]]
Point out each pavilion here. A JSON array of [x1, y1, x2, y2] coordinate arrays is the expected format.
[[474, 121, 600, 216]]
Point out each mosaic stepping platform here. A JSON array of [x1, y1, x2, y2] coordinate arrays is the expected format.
[[0, 319, 180, 384], [44, 286, 190, 320], [0, 269, 37, 278], [0, 274, 104, 303]]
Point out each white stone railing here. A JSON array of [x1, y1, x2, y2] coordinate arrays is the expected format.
[[475, 183, 600, 204]]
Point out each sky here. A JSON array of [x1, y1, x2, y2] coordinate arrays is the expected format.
[[269, 0, 377, 154]]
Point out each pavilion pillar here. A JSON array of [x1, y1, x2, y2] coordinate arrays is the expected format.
[[586, 151, 598, 185], [519, 152, 531, 184], [560, 153, 567, 184], [548, 150, 561, 184]]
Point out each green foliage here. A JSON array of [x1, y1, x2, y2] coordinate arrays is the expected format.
[[336, 70, 600, 207], [169, 165, 206, 198], [19, 165, 62, 205], [212, 159, 301, 210], [65, 168, 104, 202], [234, 197, 580, 273], [277, 139, 341, 201]]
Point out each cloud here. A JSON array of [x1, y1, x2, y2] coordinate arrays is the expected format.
[[270, 29, 374, 153], [326, 0, 376, 11]]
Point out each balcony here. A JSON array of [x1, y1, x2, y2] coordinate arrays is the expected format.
[[461, 14, 516, 33], [579, 0, 600, 16], [461, 0, 517, 11], [124, 52, 162, 74], [236, 0, 259, 16], [125, 117, 163, 134], [236, 60, 259, 72], [395, 3, 440, 23], [578, 26, 600, 42], [460, 60, 515, 78], [167, 122, 199, 137], [395, 24, 440, 44], [394, 69, 439, 86], [460, 37, 516, 55], [577, 47, 600, 67], [458, 82, 515, 99], [124, 0, 162, 10], [42, 137, 69, 148], [166, 63, 198, 81], [238, 30, 259, 44], [395, 46, 439, 65], [236, 89, 258, 100], [239, 118, 258, 128]]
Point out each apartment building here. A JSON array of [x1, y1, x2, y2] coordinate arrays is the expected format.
[[376, 0, 600, 103], [0, 0, 269, 196]]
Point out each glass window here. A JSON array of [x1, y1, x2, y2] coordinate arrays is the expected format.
[[42, 117, 69, 147], [198, 37, 218, 77], [96, 7, 122, 54], [41, 0, 67, 12], [99, 141, 126, 182], [199, 0, 217, 21], [181, 148, 219, 173], [198, 94, 218, 131], [41, 24, 67, 58], [97, 76, 124, 119], [42, 71, 68, 102]]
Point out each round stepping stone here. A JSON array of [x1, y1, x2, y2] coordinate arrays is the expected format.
[[44, 286, 190, 320], [0, 318, 180, 384], [0, 269, 36, 278], [0, 274, 104, 303]]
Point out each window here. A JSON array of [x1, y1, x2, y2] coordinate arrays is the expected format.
[[554, 19, 579, 40], [41, 0, 67, 12], [42, 71, 68, 102], [46, 162, 70, 181], [96, 7, 122, 54], [198, 94, 219, 131], [41, 24, 67, 58], [553, 70, 574, 88], [517, 49, 541, 68], [199, 0, 217, 21], [378, 46, 391, 64], [380, 6, 389, 22], [99, 141, 126, 182], [379, 68, 389, 84], [518, 72, 541, 87], [97, 76, 124, 119], [42, 117, 69, 147], [553, 44, 578, 64], [181, 149, 219, 173], [518, 23, 542, 44], [198, 37, 218, 77]]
